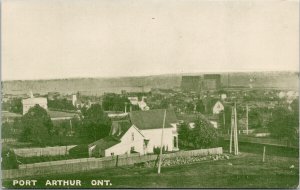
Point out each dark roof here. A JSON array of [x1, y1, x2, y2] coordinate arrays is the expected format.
[[110, 120, 132, 139], [88, 136, 120, 149], [129, 109, 178, 130], [48, 110, 78, 118]]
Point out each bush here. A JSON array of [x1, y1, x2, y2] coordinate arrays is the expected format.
[[69, 144, 89, 158], [2, 147, 18, 169]]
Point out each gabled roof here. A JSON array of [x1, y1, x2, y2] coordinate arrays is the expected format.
[[110, 120, 132, 139], [129, 109, 178, 130], [88, 136, 120, 149]]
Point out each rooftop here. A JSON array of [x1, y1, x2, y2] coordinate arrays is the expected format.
[[88, 136, 120, 150], [48, 110, 79, 119], [129, 109, 178, 130]]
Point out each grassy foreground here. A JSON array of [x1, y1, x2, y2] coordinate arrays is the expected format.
[[3, 152, 299, 188]]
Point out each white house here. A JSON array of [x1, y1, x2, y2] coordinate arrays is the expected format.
[[212, 101, 224, 114], [220, 94, 227, 100], [278, 91, 286, 99], [129, 109, 179, 153], [128, 97, 139, 105], [128, 96, 149, 111], [137, 100, 149, 111], [88, 109, 179, 157], [22, 97, 48, 115], [88, 120, 145, 157]]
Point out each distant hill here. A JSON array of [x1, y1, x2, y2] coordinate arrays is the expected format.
[[1, 71, 298, 96]]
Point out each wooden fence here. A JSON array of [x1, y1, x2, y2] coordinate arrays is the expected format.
[[2, 147, 223, 179], [13, 145, 77, 157]]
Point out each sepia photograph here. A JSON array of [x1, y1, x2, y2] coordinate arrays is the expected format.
[[1, 0, 299, 188]]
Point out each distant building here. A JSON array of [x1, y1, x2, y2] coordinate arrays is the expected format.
[[181, 76, 202, 92], [47, 92, 60, 100], [128, 97, 139, 105], [72, 94, 77, 106], [203, 74, 221, 90], [22, 97, 48, 115], [212, 101, 224, 114], [221, 94, 227, 100], [181, 74, 221, 92]]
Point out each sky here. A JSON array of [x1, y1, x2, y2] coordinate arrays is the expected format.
[[2, 0, 299, 80]]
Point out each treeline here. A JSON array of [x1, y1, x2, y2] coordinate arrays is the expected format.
[[48, 98, 75, 110], [102, 94, 140, 112]]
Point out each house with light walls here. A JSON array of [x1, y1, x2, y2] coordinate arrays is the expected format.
[[88, 109, 179, 157]]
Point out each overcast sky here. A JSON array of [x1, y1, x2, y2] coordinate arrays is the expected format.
[[2, 0, 299, 80]]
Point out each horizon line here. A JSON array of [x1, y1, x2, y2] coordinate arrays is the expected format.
[[1, 69, 299, 82]]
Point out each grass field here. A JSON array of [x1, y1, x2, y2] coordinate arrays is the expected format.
[[3, 151, 299, 188]]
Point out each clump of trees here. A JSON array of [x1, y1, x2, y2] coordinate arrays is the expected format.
[[2, 147, 18, 169], [17, 103, 112, 146], [178, 117, 219, 149], [268, 101, 299, 143], [81, 104, 111, 142], [19, 105, 54, 146], [2, 98, 23, 114], [48, 98, 75, 111], [102, 94, 130, 111]]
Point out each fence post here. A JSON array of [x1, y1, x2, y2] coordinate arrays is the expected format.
[[262, 146, 266, 162], [116, 155, 119, 167]]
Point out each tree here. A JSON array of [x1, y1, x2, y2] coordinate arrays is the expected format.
[[186, 102, 195, 113], [9, 98, 23, 114], [48, 98, 75, 111], [19, 105, 54, 146], [102, 94, 130, 111], [196, 100, 205, 113], [82, 104, 111, 142], [2, 122, 14, 139], [268, 107, 298, 142], [178, 117, 219, 149], [248, 108, 263, 129]]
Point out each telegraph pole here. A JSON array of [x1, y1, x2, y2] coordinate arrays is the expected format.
[[223, 110, 226, 132], [229, 107, 234, 154], [230, 103, 239, 155], [234, 102, 239, 155], [158, 109, 167, 174], [69, 119, 73, 135], [246, 104, 249, 135]]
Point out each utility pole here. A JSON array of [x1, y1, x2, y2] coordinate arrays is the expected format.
[[246, 104, 249, 135], [223, 110, 226, 132], [229, 103, 239, 155], [158, 109, 167, 174], [69, 119, 73, 136], [229, 107, 234, 154], [234, 102, 239, 155]]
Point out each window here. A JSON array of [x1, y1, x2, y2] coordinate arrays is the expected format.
[[111, 152, 114, 156], [131, 132, 134, 141]]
